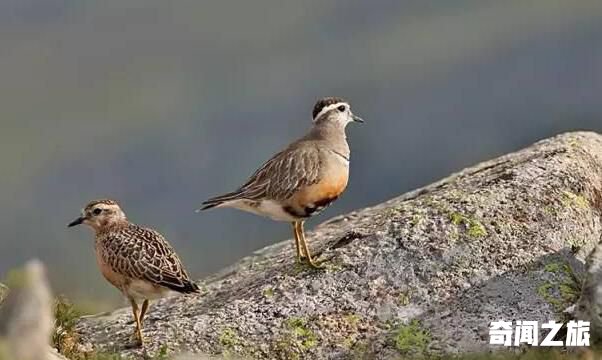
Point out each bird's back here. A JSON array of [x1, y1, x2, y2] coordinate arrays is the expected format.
[[95, 223, 199, 296]]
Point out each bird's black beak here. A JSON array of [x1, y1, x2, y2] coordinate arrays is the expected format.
[[67, 216, 85, 227], [352, 114, 364, 123]]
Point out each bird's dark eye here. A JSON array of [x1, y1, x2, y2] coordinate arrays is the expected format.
[[92, 208, 102, 215], [337, 105, 346, 112]]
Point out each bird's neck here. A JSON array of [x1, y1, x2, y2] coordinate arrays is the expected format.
[[309, 122, 348, 141], [308, 122, 350, 156], [94, 218, 129, 235]]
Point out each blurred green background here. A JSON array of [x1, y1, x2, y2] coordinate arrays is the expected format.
[[1, 0, 602, 309]]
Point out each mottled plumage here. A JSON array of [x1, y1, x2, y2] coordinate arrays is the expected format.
[[200, 97, 364, 267], [69, 199, 198, 346], [96, 223, 198, 295]]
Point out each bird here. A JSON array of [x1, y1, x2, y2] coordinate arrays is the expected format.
[[198, 96, 364, 268], [67, 199, 199, 346]]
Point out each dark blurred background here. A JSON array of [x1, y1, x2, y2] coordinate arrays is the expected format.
[[1, 0, 601, 309]]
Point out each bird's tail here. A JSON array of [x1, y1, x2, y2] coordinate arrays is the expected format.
[[160, 274, 201, 294], [182, 280, 200, 294], [197, 191, 243, 211]]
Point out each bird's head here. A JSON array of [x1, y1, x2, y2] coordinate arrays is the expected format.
[[68, 199, 127, 231], [311, 97, 364, 128]]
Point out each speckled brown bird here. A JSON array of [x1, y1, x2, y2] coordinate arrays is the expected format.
[[199, 97, 364, 268], [68, 199, 199, 346]]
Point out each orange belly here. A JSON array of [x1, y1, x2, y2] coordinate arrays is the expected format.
[[294, 171, 349, 208], [95, 248, 128, 292]]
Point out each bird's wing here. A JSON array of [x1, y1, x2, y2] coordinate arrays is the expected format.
[[235, 144, 322, 201], [103, 225, 198, 293]]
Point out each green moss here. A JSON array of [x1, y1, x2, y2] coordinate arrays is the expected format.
[[275, 317, 318, 359], [543, 262, 561, 273], [467, 221, 488, 237], [450, 212, 464, 225], [393, 319, 431, 356], [558, 265, 581, 304], [349, 340, 369, 358], [344, 313, 360, 327], [537, 281, 562, 309], [542, 205, 559, 216], [219, 327, 240, 348], [153, 345, 169, 360], [286, 317, 317, 350], [410, 213, 423, 227], [262, 287, 275, 298], [561, 191, 589, 209], [449, 212, 488, 238], [537, 262, 582, 316]]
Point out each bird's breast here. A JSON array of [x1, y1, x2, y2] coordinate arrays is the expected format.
[[285, 167, 349, 218]]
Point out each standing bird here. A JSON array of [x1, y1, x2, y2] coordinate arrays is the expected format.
[[68, 199, 199, 346], [199, 97, 364, 268]]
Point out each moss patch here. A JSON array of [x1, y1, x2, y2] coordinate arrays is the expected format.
[[449, 212, 488, 238], [393, 319, 431, 357], [274, 317, 318, 359], [561, 190, 589, 209], [544, 262, 561, 273], [219, 327, 240, 348], [262, 286, 275, 298], [537, 262, 581, 316]]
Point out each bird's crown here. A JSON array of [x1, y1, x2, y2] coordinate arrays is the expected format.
[[312, 96, 348, 121], [84, 199, 120, 212]]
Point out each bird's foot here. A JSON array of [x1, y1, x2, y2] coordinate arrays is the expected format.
[[295, 256, 324, 269], [127, 331, 144, 348]]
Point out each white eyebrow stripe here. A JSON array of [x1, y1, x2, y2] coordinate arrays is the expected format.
[[313, 102, 347, 122]]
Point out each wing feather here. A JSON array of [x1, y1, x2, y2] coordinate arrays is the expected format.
[[101, 225, 199, 293], [237, 145, 322, 201]]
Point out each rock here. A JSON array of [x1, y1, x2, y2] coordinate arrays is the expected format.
[[575, 238, 602, 341], [76, 132, 602, 359], [0, 260, 65, 360]]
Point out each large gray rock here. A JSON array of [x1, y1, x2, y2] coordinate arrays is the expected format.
[[76, 132, 602, 359]]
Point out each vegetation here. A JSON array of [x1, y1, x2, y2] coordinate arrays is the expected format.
[[53, 296, 83, 358], [393, 319, 432, 357], [274, 317, 318, 359], [449, 212, 488, 238]]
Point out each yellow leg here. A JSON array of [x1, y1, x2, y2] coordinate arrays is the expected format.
[[292, 221, 304, 262], [297, 221, 321, 268], [139, 299, 150, 325], [129, 299, 143, 346]]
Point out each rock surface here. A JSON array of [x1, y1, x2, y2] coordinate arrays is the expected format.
[[76, 132, 602, 359]]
